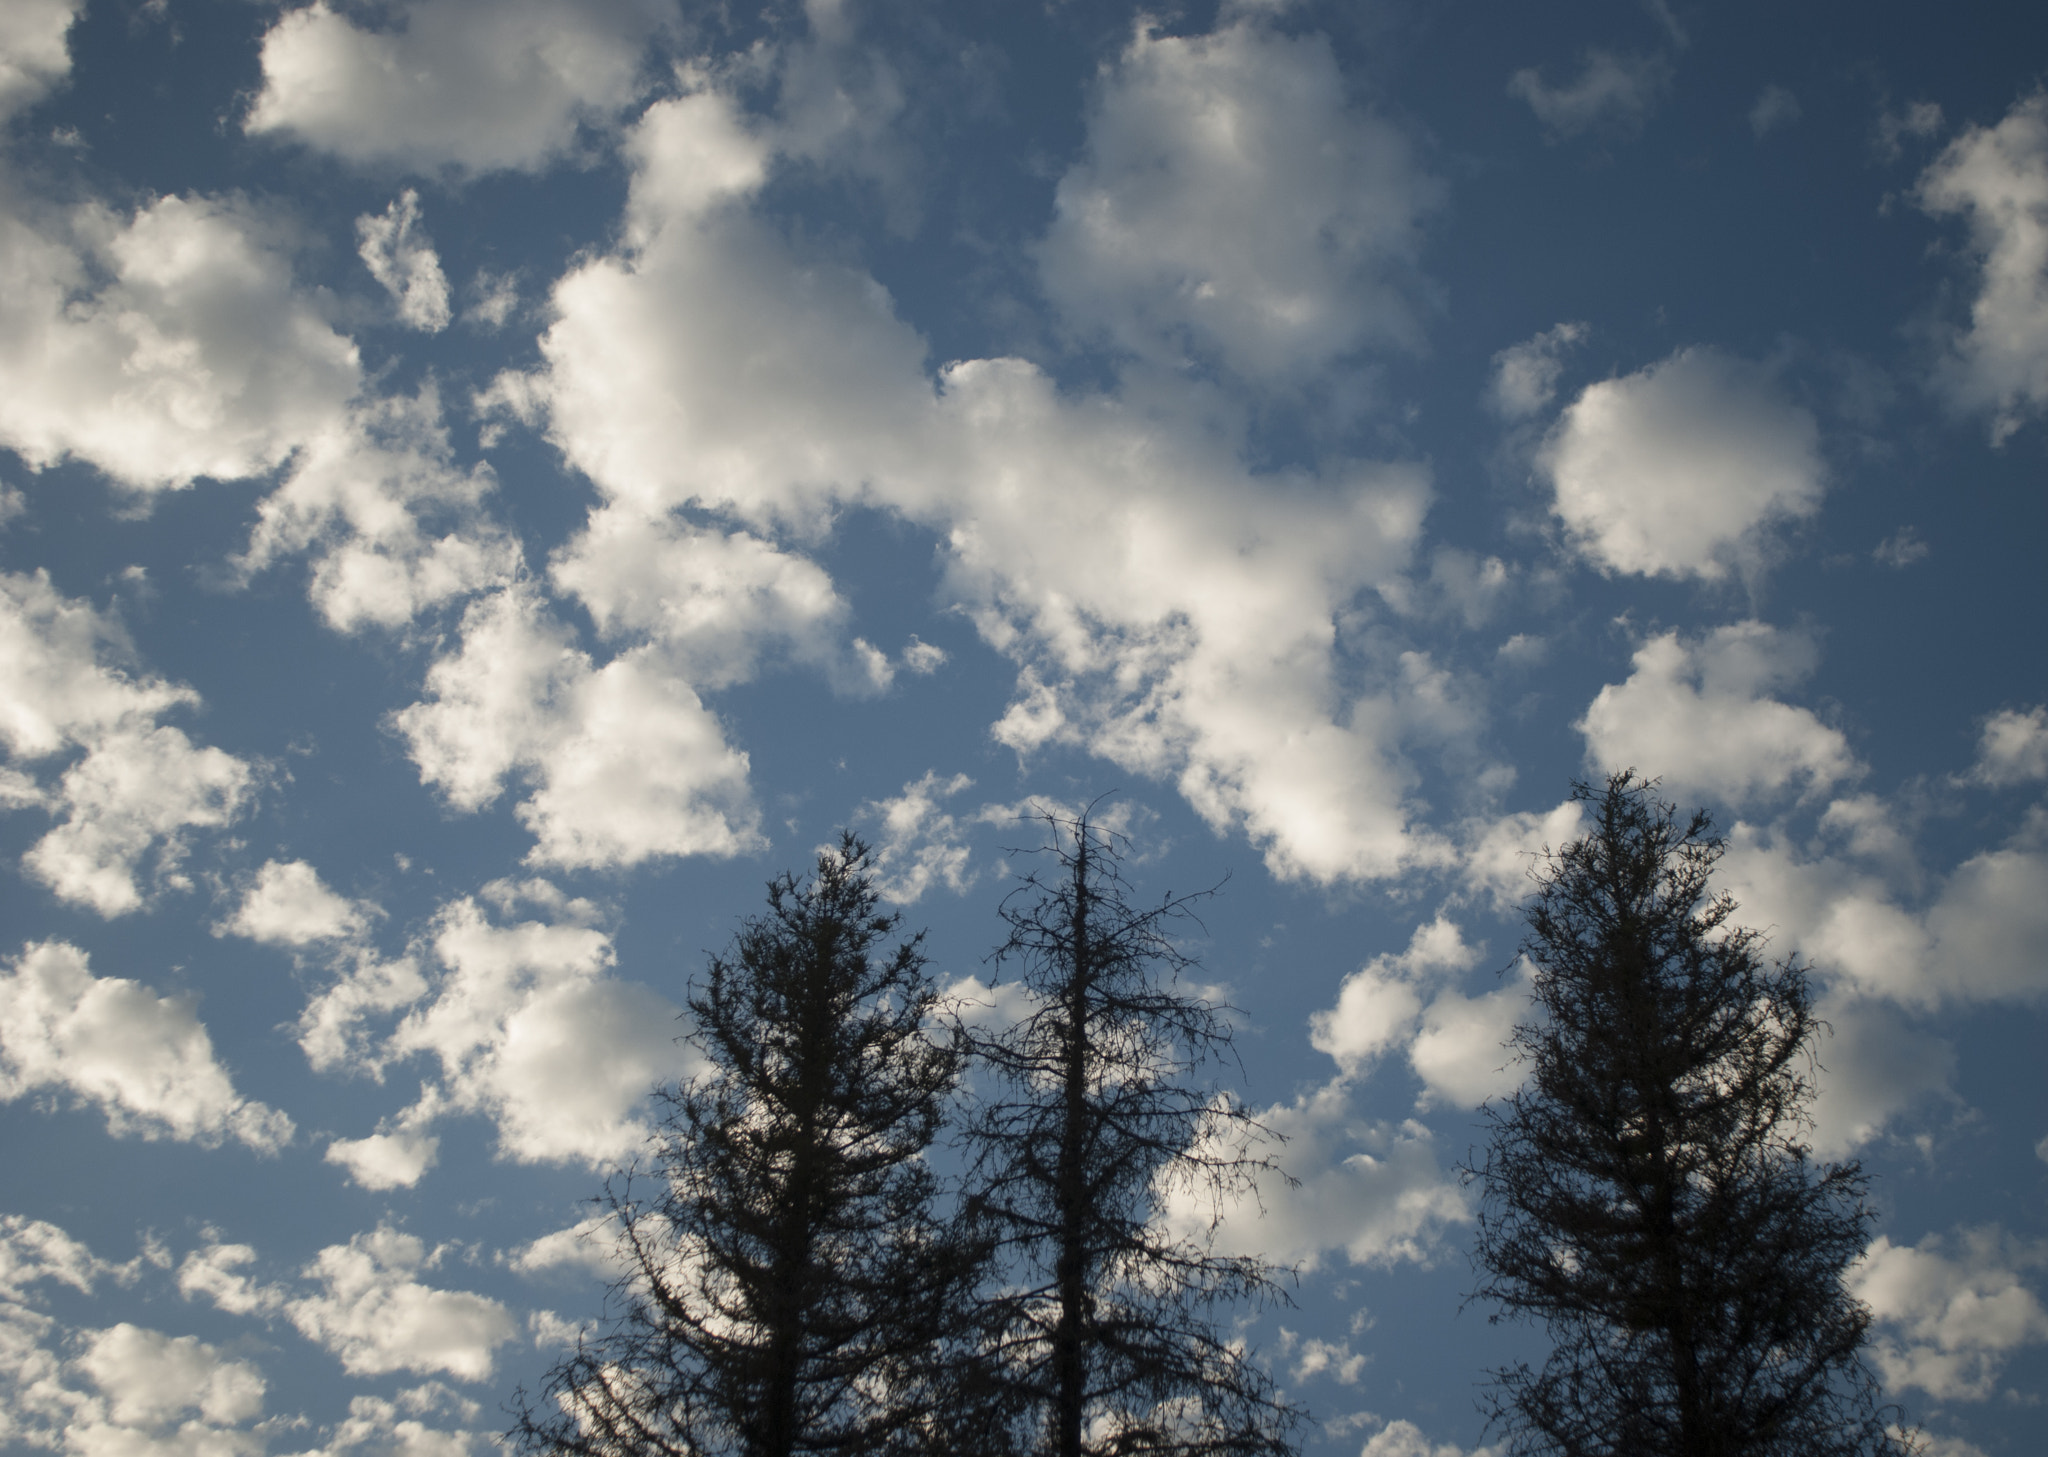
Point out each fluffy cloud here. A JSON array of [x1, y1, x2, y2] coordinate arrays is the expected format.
[[1, 571, 255, 914], [0, 941, 294, 1152], [1851, 1227, 2048, 1401], [521, 77, 1458, 887], [1172, 1083, 1469, 1269], [1917, 92, 2048, 442], [1965, 705, 2048, 786], [1539, 348, 1825, 579], [1309, 916, 1526, 1108], [0, 1214, 107, 1301], [1488, 322, 1587, 419], [1361, 1419, 1501, 1457], [393, 588, 762, 868], [1038, 15, 1439, 380], [1577, 622, 1859, 805], [857, 770, 982, 902], [287, 1225, 516, 1382], [357, 191, 452, 332], [1507, 49, 1670, 140], [301, 884, 692, 1181], [0, 0, 81, 121], [0, 191, 358, 491], [74, 1323, 265, 1429], [246, 0, 669, 174], [216, 859, 372, 947], [236, 387, 519, 634]]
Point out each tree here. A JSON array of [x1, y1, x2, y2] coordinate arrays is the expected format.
[[959, 805, 1301, 1457], [514, 835, 982, 1457], [1468, 772, 1912, 1457]]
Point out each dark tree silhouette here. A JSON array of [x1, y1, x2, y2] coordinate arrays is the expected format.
[[1468, 772, 1913, 1457], [514, 835, 983, 1457], [959, 805, 1301, 1457]]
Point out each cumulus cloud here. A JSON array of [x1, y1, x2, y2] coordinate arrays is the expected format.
[[357, 191, 453, 332], [1361, 1419, 1501, 1457], [1964, 705, 2048, 786], [1917, 92, 2048, 442], [287, 1224, 517, 1382], [0, 570, 255, 914], [0, 1214, 109, 1301], [1487, 322, 1587, 419], [176, 1238, 285, 1318], [524, 75, 1456, 887], [1507, 49, 1670, 140], [1748, 84, 1801, 140], [857, 770, 982, 902], [1577, 622, 1859, 806], [1167, 1082, 1468, 1270], [1456, 798, 1583, 911], [236, 387, 520, 634], [0, 940, 294, 1151], [75, 1322, 266, 1429], [300, 885, 692, 1182], [216, 859, 372, 947], [1540, 348, 1825, 580], [1851, 1227, 2048, 1401], [246, 0, 670, 174], [1038, 15, 1440, 380], [0, 191, 358, 491], [393, 587, 762, 868], [0, 0, 81, 121]]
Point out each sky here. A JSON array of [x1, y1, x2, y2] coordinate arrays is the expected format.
[[0, 0, 2044, 1453]]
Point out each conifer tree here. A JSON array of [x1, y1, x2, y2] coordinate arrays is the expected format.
[[1469, 772, 1912, 1457], [514, 835, 981, 1457], [960, 806, 1300, 1457]]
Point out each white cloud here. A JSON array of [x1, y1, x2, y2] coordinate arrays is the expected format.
[[1507, 49, 1670, 140], [1360, 1419, 1500, 1457], [246, 0, 669, 174], [235, 387, 520, 634], [1275, 1328, 1366, 1385], [1577, 622, 1859, 805], [392, 588, 763, 868], [0, 940, 294, 1152], [1, 569, 257, 915], [0, 0, 81, 121], [1540, 348, 1825, 580], [0, 1214, 107, 1301], [1487, 322, 1587, 419], [1917, 92, 2048, 442], [551, 505, 884, 694], [0, 191, 359, 491], [287, 1224, 516, 1382], [1850, 1227, 2048, 1401], [527, 77, 1459, 887], [326, 1385, 488, 1456], [1802, 992, 1955, 1158], [504, 1214, 629, 1283], [1310, 917, 1479, 1075], [1456, 799, 1583, 911], [1407, 967, 1529, 1109], [176, 1239, 285, 1319], [74, 1323, 265, 1429], [216, 859, 371, 947], [357, 191, 452, 332], [1038, 15, 1439, 380], [857, 771, 981, 902], [1170, 1083, 1468, 1270], [297, 949, 430, 1076], [326, 1126, 443, 1191], [1965, 705, 2048, 785]]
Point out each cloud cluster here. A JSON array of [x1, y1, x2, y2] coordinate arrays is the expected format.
[[1540, 348, 1824, 580], [357, 191, 452, 332], [1851, 1226, 2048, 1401], [0, 0, 81, 121], [246, 0, 670, 174], [519, 72, 1451, 885], [1038, 15, 1439, 380], [1, 570, 254, 913], [286, 1225, 517, 1382], [1918, 91, 2048, 442]]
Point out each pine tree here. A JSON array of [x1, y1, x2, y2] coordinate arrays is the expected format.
[[960, 806, 1301, 1457], [514, 835, 980, 1457], [1468, 772, 1913, 1457]]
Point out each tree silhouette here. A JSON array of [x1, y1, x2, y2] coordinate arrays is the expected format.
[[514, 835, 982, 1457], [959, 805, 1301, 1457], [1468, 772, 1912, 1457]]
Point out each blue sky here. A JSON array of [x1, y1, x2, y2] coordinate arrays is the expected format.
[[0, 1, 2044, 1453]]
